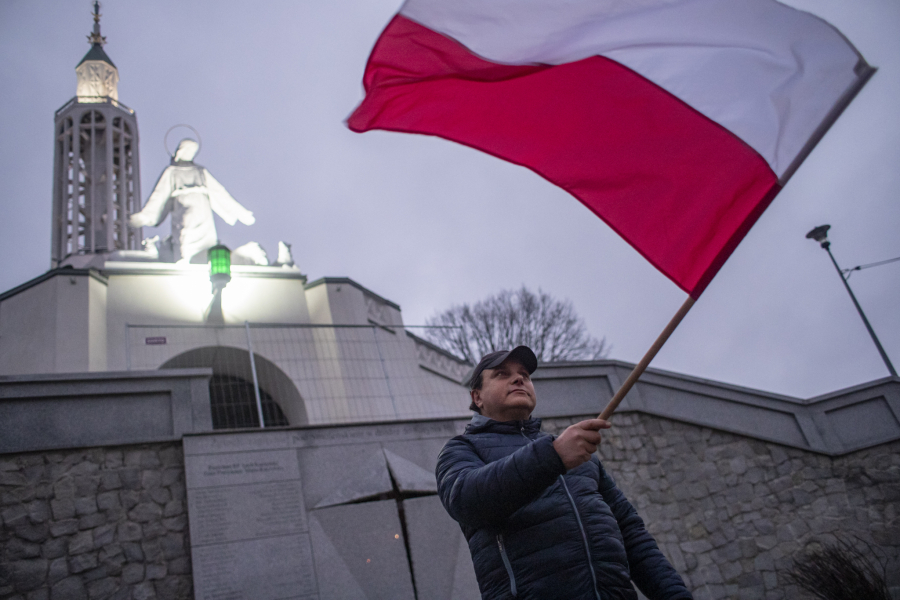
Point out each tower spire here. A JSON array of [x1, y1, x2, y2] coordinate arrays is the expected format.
[[87, 1, 106, 47], [52, 1, 142, 267]]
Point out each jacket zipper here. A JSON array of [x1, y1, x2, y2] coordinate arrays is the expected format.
[[560, 476, 602, 600], [486, 425, 524, 597], [519, 425, 601, 600], [497, 533, 518, 597]]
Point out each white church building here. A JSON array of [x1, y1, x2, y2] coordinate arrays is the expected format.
[[0, 3, 471, 431]]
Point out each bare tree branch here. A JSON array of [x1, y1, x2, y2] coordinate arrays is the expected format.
[[424, 286, 609, 363]]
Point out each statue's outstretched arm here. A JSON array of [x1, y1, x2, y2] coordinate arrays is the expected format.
[[129, 168, 174, 228], [204, 169, 255, 226]]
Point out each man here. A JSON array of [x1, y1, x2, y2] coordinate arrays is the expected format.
[[436, 346, 692, 600]]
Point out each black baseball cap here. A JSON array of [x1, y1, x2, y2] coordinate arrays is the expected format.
[[464, 346, 538, 390]]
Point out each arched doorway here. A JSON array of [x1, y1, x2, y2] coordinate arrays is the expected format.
[[161, 346, 308, 429], [207, 373, 288, 429]]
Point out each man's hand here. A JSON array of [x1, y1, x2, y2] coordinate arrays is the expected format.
[[552, 419, 611, 470]]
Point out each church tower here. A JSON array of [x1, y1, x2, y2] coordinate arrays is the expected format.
[[52, 2, 141, 267]]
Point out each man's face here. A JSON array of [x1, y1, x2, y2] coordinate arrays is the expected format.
[[471, 357, 536, 422]]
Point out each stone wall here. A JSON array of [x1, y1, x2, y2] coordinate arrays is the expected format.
[[542, 413, 900, 600], [3, 414, 898, 600], [1, 443, 191, 600]]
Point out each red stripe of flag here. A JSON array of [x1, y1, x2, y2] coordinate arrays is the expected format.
[[348, 15, 780, 296]]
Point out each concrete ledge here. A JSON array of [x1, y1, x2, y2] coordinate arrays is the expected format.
[[3, 361, 897, 457], [0, 368, 214, 454], [532, 361, 900, 456]]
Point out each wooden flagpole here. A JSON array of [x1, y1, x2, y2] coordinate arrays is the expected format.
[[598, 296, 696, 420]]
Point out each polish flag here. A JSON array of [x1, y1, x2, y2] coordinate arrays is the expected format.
[[348, 0, 872, 297]]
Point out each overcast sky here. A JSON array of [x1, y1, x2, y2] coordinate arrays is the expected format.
[[1, 0, 897, 400]]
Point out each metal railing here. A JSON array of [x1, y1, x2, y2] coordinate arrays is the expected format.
[[125, 322, 470, 428]]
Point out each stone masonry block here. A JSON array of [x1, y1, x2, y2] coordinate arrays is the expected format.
[[680, 539, 713, 554], [28, 587, 51, 600], [161, 468, 181, 487], [167, 556, 191, 575], [103, 451, 123, 469], [95, 491, 119, 512], [68, 531, 94, 555], [148, 487, 170, 505], [4, 504, 29, 527], [50, 575, 87, 600], [122, 542, 143, 562], [67, 461, 99, 478], [9, 559, 47, 593], [122, 563, 144, 584], [141, 521, 166, 540], [41, 537, 69, 559], [132, 581, 156, 600], [140, 538, 163, 562], [753, 552, 774, 571], [85, 578, 117, 599], [15, 521, 50, 543], [99, 545, 125, 574], [74, 497, 97, 518], [52, 477, 75, 500], [119, 469, 140, 491], [159, 533, 184, 560], [162, 515, 187, 532], [117, 522, 142, 543], [720, 560, 742, 581], [155, 574, 193, 599], [77, 513, 105, 530], [49, 519, 78, 537], [162, 500, 182, 518], [755, 535, 778, 551], [98, 472, 121, 492], [67, 553, 99, 574], [92, 524, 115, 549], [49, 499, 75, 521], [26, 500, 51, 524], [146, 564, 167, 580], [72, 476, 98, 498], [6, 538, 41, 560], [159, 447, 181, 466], [141, 471, 161, 490]]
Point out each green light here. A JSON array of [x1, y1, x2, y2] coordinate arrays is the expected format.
[[208, 244, 231, 290]]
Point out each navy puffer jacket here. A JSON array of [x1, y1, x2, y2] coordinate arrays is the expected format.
[[436, 416, 692, 600]]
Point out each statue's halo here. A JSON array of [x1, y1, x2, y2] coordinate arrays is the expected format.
[[164, 124, 202, 158]]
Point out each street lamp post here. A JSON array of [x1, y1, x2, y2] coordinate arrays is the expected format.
[[806, 225, 897, 377]]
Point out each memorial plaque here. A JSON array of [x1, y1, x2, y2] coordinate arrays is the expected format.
[[185, 445, 314, 600], [192, 534, 317, 600], [186, 449, 299, 488], [189, 481, 307, 545]]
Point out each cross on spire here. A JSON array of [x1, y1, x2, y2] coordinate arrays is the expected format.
[[87, 1, 106, 46]]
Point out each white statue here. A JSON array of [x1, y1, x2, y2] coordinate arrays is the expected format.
[[107, 235, 163, 262], [274, 241, 298, 268], [232, 242, 269, 266], [128, 139, 255, 264]]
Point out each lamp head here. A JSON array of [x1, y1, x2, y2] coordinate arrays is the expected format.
[[805, 224, 831, 249], [208, 244, 232, 292]]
